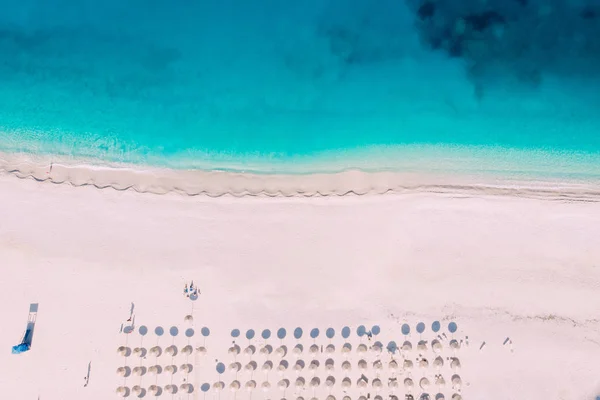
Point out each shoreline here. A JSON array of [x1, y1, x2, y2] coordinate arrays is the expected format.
[[2, 148, 600, 200]]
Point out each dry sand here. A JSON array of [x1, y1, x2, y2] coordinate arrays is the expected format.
[[1, 171, 600, 400]]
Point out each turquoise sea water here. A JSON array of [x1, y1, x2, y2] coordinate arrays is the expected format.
[[1, 0, 599, 175]]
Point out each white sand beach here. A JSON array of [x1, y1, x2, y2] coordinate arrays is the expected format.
[[1, 170, 600, 400]]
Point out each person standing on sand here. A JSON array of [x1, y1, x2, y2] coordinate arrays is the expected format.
[[184, 283, 188, 297]]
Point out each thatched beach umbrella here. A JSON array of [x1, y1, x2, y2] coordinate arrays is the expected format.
[[230, 380, 241, 391], [132, 386, 144, 397], [244, 345, 256, 355], [116, 386, 130, 397], [181, 345, 193, 356], [357, 378, 367, 388], [435, 394, 445, 400], [310, 377, 320, 388], [451, 357, 461, 370], [388, 360, 398, 370], [372, 378, 383, 390], [357, 344, 367, 353], [309, 360, 319, 370], [403, 359, 413, 370], [293, 344, 303, 356], [230, 362, 241, 372], [165, 345, 178, 357], [278, 360, 288, 372], [436, 376, 446, 387], [358, 359, 367, 370], [417, 341, 428, 351], [325, 376, 335, 387], [261, 381, 271, 392], [402, 341, 412, 351], [180, 383, 194, 393], [164, 365, 178, 375], [373, 360, 382, 370], [342, 361, 351, 371], [326, 396, 336, 400], [451, 375, 462, 390], [388, 378, 399, 389], [404, 378, 413, 389], [148, 365, 162, 375], [450, 340, 460, 350], [213, 381, 225, 391], [432, 340, 442, 353], [245, 380, 256, 391], [132, 366, 146, 376], [260, 345, 273, 355], [452, 394, 462, 400], [434, 356, 444, 368], [278, 379, 290, 390], [229, 344, 241, 355], [133, 347, 147, 358], [343, 396, 351, 400], [184, 314, 193, 323], [309, 344, 319, 355], [276, 345, 287, 357], [341, 377, 351, 389], [295, 377, 305, 388], [149, 346, 162, 357], [294, 360, 305, 371], [262, 361, 273, 371], [245, 361, 257, 372], [371, 342, 383, 353], [326, 344, 335, 353], [164, 384, 178, 394], [117, 346, 131, 357], [342, 343, 352, 353], [420, 378, 430, 390], [180, 363, 193, 373], [148, 385, 162, 396], [325, 358, 334, 371], [116, 366, 131, 377], [419, 358, 429, 369], [195, 346, 207, 356]]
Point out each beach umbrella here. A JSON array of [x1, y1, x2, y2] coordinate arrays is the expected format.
[[371, 342, 383, 353], [325, 376, 335, 387], [165, 345, 178, 357], [229, 344, 241, 355], [450, 340, 460, 350], [213, 381, 225, 391], [357, 344, 368, 353], [149, 365, 162, 375], [357, 378, 367, 388], [452, 395, 462, 400], [402, 341, 412, 351], [180, 383, 194, 393], [435, 394, 445, 400], [359, 396, 367, 400], [373, 360, 382, 370], [432, 340, 442, 353], [404, 378, 414, 389], [180, 363, 193, 373], [245, 380, 256, 391], [262, 361, 273, 371], [417, 341, 428, 351], [116, 366, 131, 377], [294, 360, 305, 371], [403, 359, 413, 370], [196, 346, 207, 355], [388, 378, 399, 389], [451, 358, 461, 370], [451, 375, 462, 390], [341, 377, 351, 389], [117, 346, 131, 357], [325, 358, 334, 371], [132, 366, 146, 376], [133, 347, 147, 358], [230, 362, 241, 372], [420, 378, 430, 390], [245, 361, 257, 371], [342, 361, 351, 371], [245, 345, 256, 355], [184, 314, 193, 323], [433, 356, 444, 368], [149, 346, 162, 357], [181, 345, 193, 355], [132, 385, 144, 397], [278, 379, 290, 390], [358, 359, 367, 370], [309, 344, 319, 355], [327, 396, 336, 400], [164, 365, 178, 375], [297, 397, 305, 400], [276, 345, 287, 357], [374, 396, 383, 400], [343, 396, 351, 400], [278, 360, 288, 372], [389, 360, 398, 370], [436, 376, 446, 387], [164, 384, 178, 394], [310, 377, 320, 387], [262, 381, 271, 392], [260, 345, 273, 355], [419, 358, 429, 369], [230, 380, 241, 391], [309, 360, 319, 370], [148, 385, 162, 396], [372, 378, 383, 390], [295, 377, 305, 388], [116, 386, 130, 397], [326, 344, 335, 353]]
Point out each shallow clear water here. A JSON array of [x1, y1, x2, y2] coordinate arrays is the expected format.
[[1, 0, 599, 174]]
